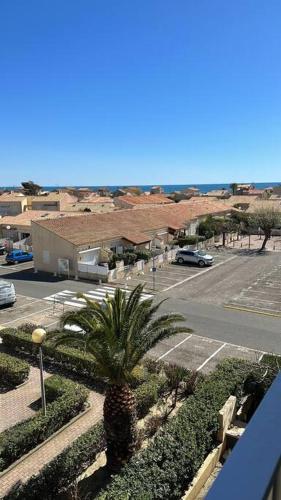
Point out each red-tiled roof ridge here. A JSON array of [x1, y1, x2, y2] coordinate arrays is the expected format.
[[32, 201, 231, 247]]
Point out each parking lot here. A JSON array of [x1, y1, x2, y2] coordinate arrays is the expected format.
[[115, 249, 237, 293], [150, 332, 264, 374], [226, 262, 281, 317], [0, 250, 279, 373]]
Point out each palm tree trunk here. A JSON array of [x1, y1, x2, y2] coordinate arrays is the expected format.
[[104, 384, 137, 471]]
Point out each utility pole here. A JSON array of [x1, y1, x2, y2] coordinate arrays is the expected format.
[[152, 236, 156, 291]]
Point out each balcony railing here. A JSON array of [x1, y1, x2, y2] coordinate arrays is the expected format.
[[206, 372, 281, 500]]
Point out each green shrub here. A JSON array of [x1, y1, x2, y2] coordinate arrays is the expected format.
[[0, 328, 101, 383], [135, 250, 152, 262], [135, 374, 166, 418], [97, 359, 272, 500], [17, 323, 43, 335], [0, 352, 29, 388], [0, 375, 89, 472], [4, 372, 167, 500], [4, 423, 105, 500], [175, 235, 205, 248]]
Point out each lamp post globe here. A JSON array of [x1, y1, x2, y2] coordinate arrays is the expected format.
[[32, 328, 46, 344]]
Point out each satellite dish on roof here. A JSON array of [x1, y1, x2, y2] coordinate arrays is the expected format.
[[6, 225, 11, 230]]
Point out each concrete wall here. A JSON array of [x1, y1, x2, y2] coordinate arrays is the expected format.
[[32, 222, 77, 276]]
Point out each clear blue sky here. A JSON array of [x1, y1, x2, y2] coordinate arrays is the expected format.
[[1, 0, 281, 186]]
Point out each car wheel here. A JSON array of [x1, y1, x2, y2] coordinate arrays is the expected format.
[[177, 257, 184, 264], [198, 260, 205, 267], [14, 260, 18, 265]]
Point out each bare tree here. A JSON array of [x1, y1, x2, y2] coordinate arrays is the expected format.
[[250, 207, 281, 251]]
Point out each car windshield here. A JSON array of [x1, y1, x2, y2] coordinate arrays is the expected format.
[[197, 250, 207, 256]]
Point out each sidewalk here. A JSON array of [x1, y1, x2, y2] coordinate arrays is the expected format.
[[227, 235, 281, 252], [0, 376, 104, 498], [0, 366, 51, 432]]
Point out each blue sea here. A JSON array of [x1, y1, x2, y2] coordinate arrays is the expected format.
[[1, 182, 280, 194]]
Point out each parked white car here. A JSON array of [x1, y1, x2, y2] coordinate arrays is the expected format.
[[176, 249, 214, 267], [0, 279, 16, 307]]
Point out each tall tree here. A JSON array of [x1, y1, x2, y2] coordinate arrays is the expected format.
[[49, 285, 188, 470], [21, 181, 42, 196], [250, 207, 281, 251], [229, 183, 238, 195]]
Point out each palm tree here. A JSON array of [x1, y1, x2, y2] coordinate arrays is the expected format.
[[49, 284, 188, 470]]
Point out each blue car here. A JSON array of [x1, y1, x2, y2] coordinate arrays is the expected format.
[[6, 250, 33, 264]]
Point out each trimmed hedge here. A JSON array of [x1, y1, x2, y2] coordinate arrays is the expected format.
[[135, 374, 167, 418], [0, 352, 29, 388], [4, 372, 168, 499], [0, 375, 89, 472], [0, 328, 101, 382], [97, 359, 273, 500]]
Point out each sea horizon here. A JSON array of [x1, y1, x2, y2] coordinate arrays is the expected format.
[[1, 181, 280, 194]]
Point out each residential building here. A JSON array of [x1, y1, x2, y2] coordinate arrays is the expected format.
[[272, 186, 281, 198], [150, 186, 164, 194], [32, 199, 231, 279], [97, 187, 112, 197], [0, 193, 28, 216], [183, 187, 200, 196], [64, 195, 115, 213], [31, 192, 77, 211], [236, 184, 255, 195], [114, 194, 174, 209], [0, 210, 83, 243], [205, 189, 231, 199]]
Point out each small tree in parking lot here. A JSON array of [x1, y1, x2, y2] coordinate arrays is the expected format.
[[250, 207, 281, 251]]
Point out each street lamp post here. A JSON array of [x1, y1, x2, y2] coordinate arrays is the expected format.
[[32, 328, 47, 416], [152, 236, 157, 291]]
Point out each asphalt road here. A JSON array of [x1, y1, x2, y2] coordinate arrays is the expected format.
[[1, 250, 281, 355]]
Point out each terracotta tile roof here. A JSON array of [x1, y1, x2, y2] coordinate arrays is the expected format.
[[117, 194, 173, 206], [0, 210, 82, 227], [31, 192, 77, 203], [122, 232, 152, 244], [33, 200, 231, 247], [0, 194, 27, 202]]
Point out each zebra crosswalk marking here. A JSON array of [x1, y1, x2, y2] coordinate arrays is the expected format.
[[43, 287, 154, 309]]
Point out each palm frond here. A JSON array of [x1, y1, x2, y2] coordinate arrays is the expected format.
[[49, 284, 189, 384]]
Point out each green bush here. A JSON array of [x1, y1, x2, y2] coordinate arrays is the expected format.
[[98, 359, 273, 500], [0, 352, 29, 388], [174, 235, 205, 248], [135, 374, 167, 418], [0, 375, 89, 472], [4, 371, 167, 500], [135, 250, 152, 262], [17, 323, 43, 335], [0, 328, 101, 383]]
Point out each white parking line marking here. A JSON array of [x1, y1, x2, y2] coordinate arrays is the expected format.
[[197, 343, 226, 371], [157, 334, 193, 361], [1, 306, 53, 325], [163, 256, 237, 292]]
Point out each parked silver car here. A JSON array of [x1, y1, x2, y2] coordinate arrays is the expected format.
[[176, 249, 214, 267], [0, 279, 16, 307]]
